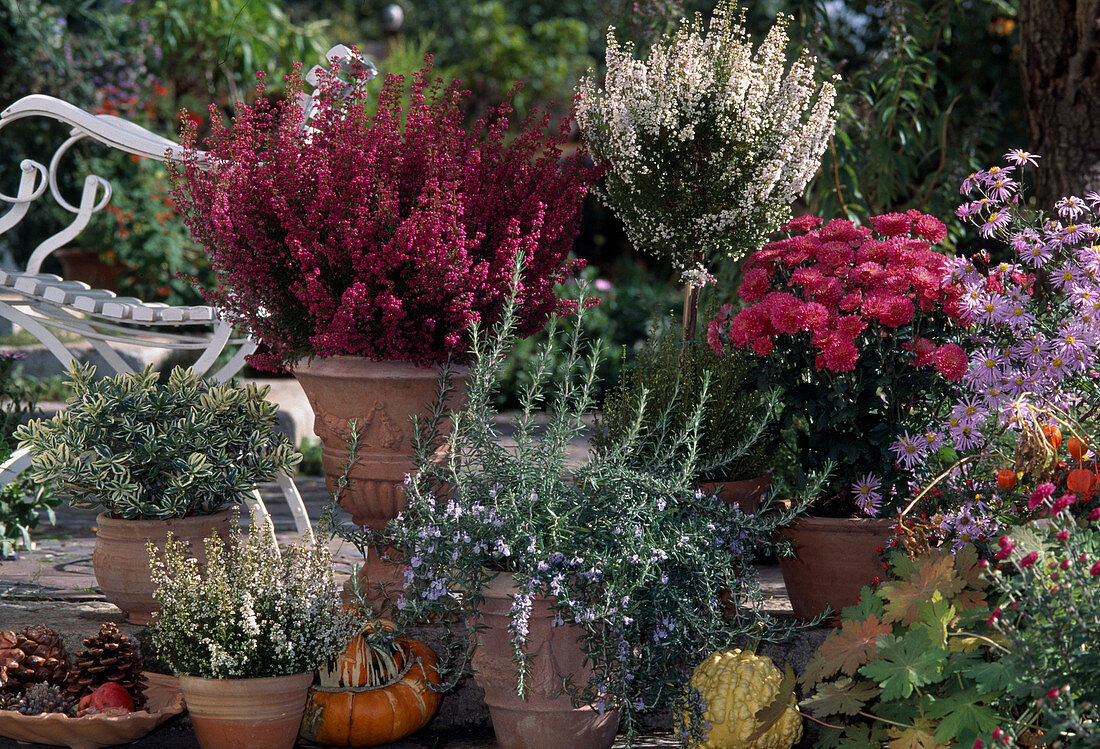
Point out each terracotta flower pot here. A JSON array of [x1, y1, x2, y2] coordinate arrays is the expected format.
[[179, 672, 313, 749], [92, 510, 232, 625], [699, 472, 772, 515], [471, 575, 620, 749], [54, 247, 124, 292], [291, 356, 470, 531], [777, 516, 895, 625]]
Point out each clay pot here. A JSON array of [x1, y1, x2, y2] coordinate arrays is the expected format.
[[471, 575, 620, 749], [178, 672, 313, 749], [54, 247, 124, 291], [291, 356, 469, 531], [92, 511, 232, 625], [699, 472, 772, 515], [777, 516, 895, 625]]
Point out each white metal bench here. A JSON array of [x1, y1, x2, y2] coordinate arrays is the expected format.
[[0, 44, 374, 540]]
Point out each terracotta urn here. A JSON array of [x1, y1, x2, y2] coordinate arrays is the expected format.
[[777, 516, 895, 625], [471, 575, 620, 749], [178, 672, 313, 749], [291, 356, 469, 531], [92, 510, 232, 625], [698, 472, 772, 515]]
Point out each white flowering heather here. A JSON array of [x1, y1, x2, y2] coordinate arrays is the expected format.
[[576, 3, 838, 269], [148, 521, 358, 679]]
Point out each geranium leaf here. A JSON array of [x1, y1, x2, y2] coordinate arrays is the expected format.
[[746, 664, 797, 742], [928, 689, 1002, 744], [879, 554, 964, 625], [802, 614, 894, 687], [841, 586, 885, 620], [961, 661, 1013, 693], [801, 676, 880, 716], [858, 631, 946, 700], [887, 717, 948, 749]]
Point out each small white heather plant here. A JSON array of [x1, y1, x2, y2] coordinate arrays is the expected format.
[[148, 520, 359, 679], [576, 1, 838, 273]]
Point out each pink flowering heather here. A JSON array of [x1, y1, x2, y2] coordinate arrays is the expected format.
[[705, 211, 967, 517], [170, 57, 595, 370]]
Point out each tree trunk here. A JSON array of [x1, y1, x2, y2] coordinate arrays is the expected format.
[[1019, 1, 1100, 204]]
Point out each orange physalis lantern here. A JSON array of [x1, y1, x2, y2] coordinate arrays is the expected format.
[[996, 469, 1018, 490], [1043, 425, 1063, 450], [1067, 467, 1094, 494], [1067, 436, 1088, 462]]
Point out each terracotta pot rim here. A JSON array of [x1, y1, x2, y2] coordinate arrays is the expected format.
[[291, 355, 473, 377], [178, 671, 313, 686], [95, 509, 234, 527], [787, 515, 897, 529]]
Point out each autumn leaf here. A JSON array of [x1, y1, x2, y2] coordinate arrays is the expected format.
[[802, 614, 893, 687], [951, 545, 989, 611], [801, 677, 879, 717], [888, 718, 948, 749], [879, 554, 965, 625]]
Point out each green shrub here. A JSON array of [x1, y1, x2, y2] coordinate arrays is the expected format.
[[15, 363, 301, 519], [592, 316, 773, 483], [1, 352, 62, 558]]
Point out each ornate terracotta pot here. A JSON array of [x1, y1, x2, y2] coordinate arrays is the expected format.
[[92, 510, 232, 625], [179, 672, 313, 749], [291, 356, 469, 531], [777, 516, 895, 625], [471, 575, 620, 749]]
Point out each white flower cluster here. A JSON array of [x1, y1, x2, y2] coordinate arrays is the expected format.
[[148, 520, 359, 680], [576, 2, 838, 269]]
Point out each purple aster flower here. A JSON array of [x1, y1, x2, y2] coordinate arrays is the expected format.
[[1051, 263, 1087, 290], [1056, 196, 1088, 220], [951, 396, 985, 426], [988, 176, 1017, 202], [1003, 149, 1040, 167], [970, 347, 1007, 385], [980, 210, 1011, 238], [950, 423, 984, 450], [852, 473, 883, 517], [890, 432, 926, 470], [0, 350, 26, 361], [1060, 222, 1091, 245], [960, 172, 982, 194]]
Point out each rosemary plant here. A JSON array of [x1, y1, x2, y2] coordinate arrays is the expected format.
[[343, 262, 818, 744]]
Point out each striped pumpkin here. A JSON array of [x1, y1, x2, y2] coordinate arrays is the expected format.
[[299, 630, 442, 746]]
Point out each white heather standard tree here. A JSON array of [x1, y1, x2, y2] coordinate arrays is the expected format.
[[576, 2, 838, 337]]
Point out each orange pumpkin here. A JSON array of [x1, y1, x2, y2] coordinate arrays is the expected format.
[[1067, 436, 1088, 462], [300, 637, 442, 746], [996, 469, 1017, 490], [1043, 425, 1063, 450], [318, 621, 406, 688], [1067, 468, 1095, 495]]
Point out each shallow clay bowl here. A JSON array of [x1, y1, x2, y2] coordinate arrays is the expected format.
[[0, 672, 184, 749]]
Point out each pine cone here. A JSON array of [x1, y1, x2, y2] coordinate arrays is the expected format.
[[8, 682, 77, 716], [0, 625, 70, 692], [64, 623, 146, 709]]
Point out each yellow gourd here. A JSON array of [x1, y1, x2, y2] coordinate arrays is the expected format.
[[687, 649, 802, 749]]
